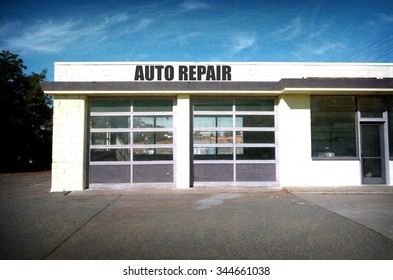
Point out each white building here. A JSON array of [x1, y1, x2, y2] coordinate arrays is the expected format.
[[41, 62, 393, 191]]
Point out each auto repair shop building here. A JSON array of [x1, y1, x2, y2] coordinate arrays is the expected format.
[[41, 62, 393, 192]]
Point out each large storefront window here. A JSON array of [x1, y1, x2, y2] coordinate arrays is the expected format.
[[89, 99, 174, 186], [311, 96, 357, 158], [359, 96, 385, 118], [193, 98, 276, 183]]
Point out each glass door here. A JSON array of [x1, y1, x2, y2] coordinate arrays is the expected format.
[[360, 123, 386, 184]]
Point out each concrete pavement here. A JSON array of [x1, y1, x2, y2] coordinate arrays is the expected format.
[[293, 193, 393, 240], [0, 172, 392, 259]]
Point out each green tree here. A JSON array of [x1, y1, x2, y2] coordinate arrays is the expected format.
[[0, 50, 52, 172]]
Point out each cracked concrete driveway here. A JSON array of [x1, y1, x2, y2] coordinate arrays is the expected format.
[[1, 172, 392, 260]]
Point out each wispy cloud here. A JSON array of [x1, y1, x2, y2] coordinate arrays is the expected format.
[[0, 20, 23, 36], [2, 20, 81, 53], [231, 33, 256, 53], [293, 40, 346, 60], [376, 13, 393, 24], [102, 13, 129, 26], [176, 32, 202, 45], [179, 0, 211, 12], [367, 13, 393, 29], [277, 17, 302, 40], [308, 41, 346, 56], [0, 13, 152, 54], [133, 18, 153, 32], [275, 15, 347, 61]]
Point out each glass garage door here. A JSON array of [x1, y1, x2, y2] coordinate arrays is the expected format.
[[89, 99, 174, 188], [192, 98, 277, 186]]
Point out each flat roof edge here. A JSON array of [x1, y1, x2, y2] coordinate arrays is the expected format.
[[53, 61, 393, 66], [41, 78, 393, 94]]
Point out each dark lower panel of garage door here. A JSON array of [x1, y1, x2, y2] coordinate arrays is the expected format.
[[133, 164, 174, 183], [194, 163, 234, 182], [90, 165, 131, 184], [236, 163, 276, 181]]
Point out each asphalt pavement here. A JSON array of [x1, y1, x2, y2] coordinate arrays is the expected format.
[[0, 172, 392, 260]]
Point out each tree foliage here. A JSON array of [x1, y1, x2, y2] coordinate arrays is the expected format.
[[0, 50, 52, 172]]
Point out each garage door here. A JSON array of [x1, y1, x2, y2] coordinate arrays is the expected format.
[[89, 98, 175, 188], [192, 98, 277, 186]]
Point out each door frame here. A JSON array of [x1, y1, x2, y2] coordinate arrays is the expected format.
[[359, 122, 388, 184]]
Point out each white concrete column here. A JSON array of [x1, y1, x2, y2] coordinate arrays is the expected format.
[[175, 95, 191, 188], [51, 95, 87, 192], [277, 94, 312, 187]]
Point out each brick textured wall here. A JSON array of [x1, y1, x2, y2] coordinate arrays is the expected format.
[[51, 95, 87, 191]]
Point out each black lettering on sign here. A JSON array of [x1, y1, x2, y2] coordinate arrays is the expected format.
[[165, 66, 174, 80], [197, 66, 206, 80], [145, 65, 154, 81], [189, 65, 197, 80], [216, 66, 221, 80], [206, 66, 215, 80], [179, 65, 188, 81], [134, 65, 144, 81], [155, 65, 164, 80], [223, 65, 231, 80], [134, 65, 232, 81], [134, 65, 175, 81]]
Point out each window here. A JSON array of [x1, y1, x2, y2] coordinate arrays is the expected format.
[[311, 96, 357, 158], [358, 96, 385, 118]]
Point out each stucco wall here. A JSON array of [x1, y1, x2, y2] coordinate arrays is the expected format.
[[278, 94, 362, 187]]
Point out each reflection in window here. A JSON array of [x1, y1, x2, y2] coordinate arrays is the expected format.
[[193, 99, 233, 111], [236, 131, 275, 143], [134, 100, 173, 112], [193, 131, 233, 144], [236, 115, 274, 127], [133, 132, 173, 144], [236, 99, 274, 111], [91, 100, 130, 112], [91, 132, 129, 145], [194, 116, 232, 128], [311, 96, 356, 157], [194, 147, 233, 160], [91, 116, 130, 129], [90, 149, 130, 161], [358, 96, 385, 118], [133, 148, 173, 161], [133, 116, 173, 128]]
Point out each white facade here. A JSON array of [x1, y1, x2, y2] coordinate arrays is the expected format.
[[53, 62, 392, 82], [277, 94, 362, 187], [42, 62, 393, 191]]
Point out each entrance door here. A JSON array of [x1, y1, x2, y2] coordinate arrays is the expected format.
[[360, 123, 386, 184]]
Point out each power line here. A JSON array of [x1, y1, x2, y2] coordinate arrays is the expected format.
[[364, 46, 393, 62], [346, 32, 393, 62], [346, 32, 393, 61]]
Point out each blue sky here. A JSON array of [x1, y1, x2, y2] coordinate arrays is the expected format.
[[1, 0, 392, 80]]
